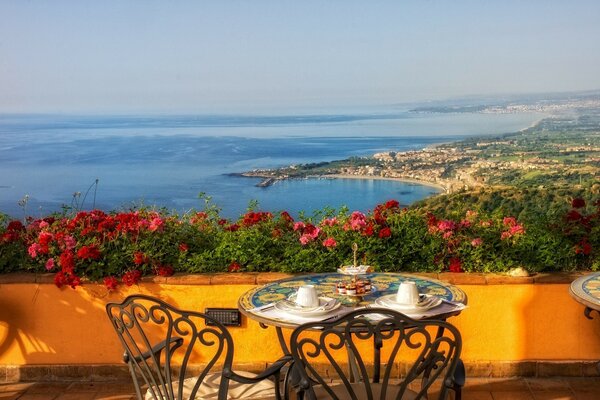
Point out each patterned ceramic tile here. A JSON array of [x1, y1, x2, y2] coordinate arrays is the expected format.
[[239, 272, 467, 310], [570, 273, 600, 310]]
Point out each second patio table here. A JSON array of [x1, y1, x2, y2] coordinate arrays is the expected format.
[[570, 272, 600, 318], [569, 272, 600, 373], [238, 272, 468, 330]]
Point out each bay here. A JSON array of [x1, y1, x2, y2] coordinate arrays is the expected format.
[[0, 111, 544, 219]]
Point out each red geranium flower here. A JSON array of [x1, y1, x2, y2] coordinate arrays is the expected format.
[[448, 257, 463, 273], [303, 223, 320, 238], [373, 210, 387, 226], [575, 239, 592, 256], [426, 213, 438, 228], [437, 220, 456, 232], [6, 220, 25, 231], [242, 211, 273, 227], [54, 271, 81, 289], [122, 270, 142, 286], [59, 251, 75, 273], [77, 245, 101, 260], [178, 243, 189, 252], [509, 224, 525, 236], [280, 211, 294, 223], [148, 217, 164, 232], [378, 227, 392, 238], [103, 276, 119, 291], [133, 251, 148, 265], [156, 265, 175, 277], [322, 237, 337, 248], [566, 210, 582, 222], [28, 243, 42, 258], [471, 238, 483, 247], [1, 232, 19, 243], [503, 217, 517, 227], [385, 199, 400, 209], [572, 198, 586, 209], [228, 261, 241, 272], [225, 224, 240, 232], [190, 212, 208, 224]]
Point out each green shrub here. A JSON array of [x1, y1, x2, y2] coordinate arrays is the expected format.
[[0, 193, 598, 291]]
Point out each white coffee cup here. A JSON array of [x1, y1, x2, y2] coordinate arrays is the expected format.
[[396, 281, 420, 305], [296, 285, 320, 308]]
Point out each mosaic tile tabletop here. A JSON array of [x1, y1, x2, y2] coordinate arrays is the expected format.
[[239, 272, 468, 311]]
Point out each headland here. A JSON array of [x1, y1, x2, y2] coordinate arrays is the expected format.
[[239, 96, 600, 195]]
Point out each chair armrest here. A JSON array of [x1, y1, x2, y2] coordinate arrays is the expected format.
[[224, 355, 293, 384], [123, 337, 184, 364]]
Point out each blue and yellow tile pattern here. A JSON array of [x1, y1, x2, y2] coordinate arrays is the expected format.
[[239, 272, 467, 310], [571, 272, 600, 309]]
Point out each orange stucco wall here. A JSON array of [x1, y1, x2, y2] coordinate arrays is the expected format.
[[1, 280, 599, 366]]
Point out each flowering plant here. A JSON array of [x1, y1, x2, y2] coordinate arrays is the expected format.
[[1, 194, 599, 291]]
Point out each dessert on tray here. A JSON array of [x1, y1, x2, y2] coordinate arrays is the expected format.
[[335, 243, 374, 297], [336, 278, 372, 295]]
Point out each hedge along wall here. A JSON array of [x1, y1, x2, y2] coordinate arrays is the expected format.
[[0, 272, 600, 382]]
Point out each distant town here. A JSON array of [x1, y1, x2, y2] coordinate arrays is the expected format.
[[241, 94, 600, 194]]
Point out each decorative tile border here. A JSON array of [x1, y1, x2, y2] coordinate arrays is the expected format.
[[0, 272, 588, 286]]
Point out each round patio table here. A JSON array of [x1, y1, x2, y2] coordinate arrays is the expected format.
[[238, 272, 468, 330], [570, 272, 600, 319], [238, 272, 467, 385]]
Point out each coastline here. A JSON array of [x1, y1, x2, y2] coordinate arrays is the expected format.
[[311, 173, 448, 193], [242, 114, 551, 193], [517, 115, 548, 132]]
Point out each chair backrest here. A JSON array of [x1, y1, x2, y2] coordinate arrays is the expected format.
[[106, 294, 235, 400], [290, 308, 462, 400]]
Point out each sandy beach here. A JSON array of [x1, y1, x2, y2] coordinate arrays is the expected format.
[[312, 173, 449, 193]]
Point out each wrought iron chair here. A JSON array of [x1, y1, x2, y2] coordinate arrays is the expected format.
[[289, 308, 463, 400], [106, 294, 291, 400]]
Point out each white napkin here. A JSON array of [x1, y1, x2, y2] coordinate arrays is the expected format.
[[258, 305, 354, 324], [251, 300, 465, 325], [367, 301, 467, 321]]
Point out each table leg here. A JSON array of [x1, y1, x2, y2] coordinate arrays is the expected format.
[[584, 306, 600, 320], [268, 326, 303, 400], [345, 341, 361, 383]]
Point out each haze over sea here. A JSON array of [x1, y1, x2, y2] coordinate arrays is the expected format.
[[0, 110, 543, 219]]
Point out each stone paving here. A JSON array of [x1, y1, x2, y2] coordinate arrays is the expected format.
[[2, 377, 600, 400]]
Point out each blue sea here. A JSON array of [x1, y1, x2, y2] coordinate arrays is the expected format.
[[0, 111, 543, 219]]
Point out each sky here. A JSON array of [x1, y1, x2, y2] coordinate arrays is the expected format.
[[1, 1, 600, 114]]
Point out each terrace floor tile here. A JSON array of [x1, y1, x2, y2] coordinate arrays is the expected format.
[[531, 391, 576, 400], [489, 390, 535, 400], [2, 377, 600, 399], [23, 383, 71, 394], [14, 395, 58, 400], [0, 393, 23, 400], [488, 378, 530, 391], [527, 378, 573, 391], [54, 393, 97, 400]]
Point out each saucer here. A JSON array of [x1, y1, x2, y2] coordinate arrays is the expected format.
[[374, 294, 442, 312], [338, 265, 372, 275], [274, 296, 341, 316]]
